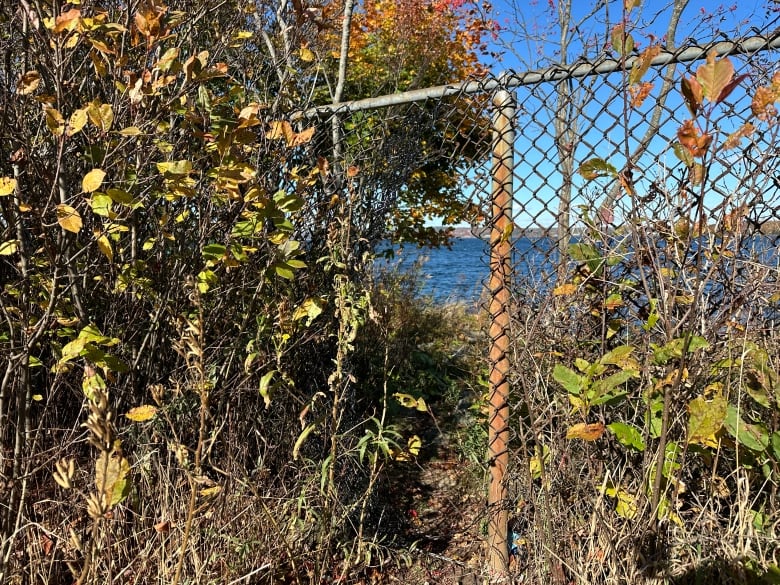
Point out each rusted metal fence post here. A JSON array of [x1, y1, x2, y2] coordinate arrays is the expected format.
[[486, 89, 515, 578]]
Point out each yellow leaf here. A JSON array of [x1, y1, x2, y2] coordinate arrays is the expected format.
[[0, 240, 19, 255], [95, 450, 130, 507], [199, 485, 222, 497], [118, 126, 142, 136], [299, 46, 315, 62], [156, 160, 192, 175], [87, 101, 113, 132], [125, 404, 158, 422], [67, 107, 88, 136], [553, 283, 577, 296], [407, 435, 422, 457], [603, 484, 638, 519], [268, 120, 294, 146], [96, 234, 113, 262], [45, 107, 66, 136], [56, 204, 82, 233], [0, 177, 17, 196], [82, 168, 106, 192], [566, 422, 606, 441], [17, 70, 40, 95]]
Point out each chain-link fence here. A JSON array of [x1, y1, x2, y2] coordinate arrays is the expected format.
[[308, 29, 780, 581]]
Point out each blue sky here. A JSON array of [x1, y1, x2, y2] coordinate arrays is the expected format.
[[435, 0, 780, 229]]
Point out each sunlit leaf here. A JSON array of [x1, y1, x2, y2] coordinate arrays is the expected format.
[[629, 44, 661, 85], [696, 51, 734, 103], [566, 422, 605, 441], [677, 120, 712, 158], [125, 404, 158, 422], [292, 423, 317, 460], [721, 123, 754, 151], [752, 85, 779, 121], [56, 204, 82, 233], [603, 483, 637, 519], [553, 283, 577, 296], [45, 107, 66, 136], [0, 240, 19, 255], [259, 370, 276, 409], [299, 46, 315, 62], [600, 345, 640, 370], [118, 126, 142, 136], [292, 297, 325, 326], [529, 444, 550, 480], [681, 76, 703, 116], [578, 158, 618, 180], [0, 177, 17, 196], [629, 82, 654, 108], [393, 392, 427, 411], [67, 108, 88, 136], [87, 101, 113, 132], [96, 233, 113, 262], [154, 47, 180, 71], [610, 24, 634, 56], [687, 393, 727, 447], [53, 8, 81, 34], [407, 435, 422, 456], [553, 364, 582, 395], [293, 126, 316, 146], [268, 120, 295, 146], [17, 70, 40, 95], [156, 160, 192, 176], [608, 422, 645, 452], [82, 168, 106, 192]]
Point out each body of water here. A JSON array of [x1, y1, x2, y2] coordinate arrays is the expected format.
[[376, 233, 780, 305], [377, 237, 558, 303]]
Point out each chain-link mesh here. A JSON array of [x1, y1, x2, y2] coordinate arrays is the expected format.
[[179, 24, 780, 581], [306, 28, 780, 582]]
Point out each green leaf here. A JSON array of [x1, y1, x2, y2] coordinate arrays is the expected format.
[[273, 263, 295, 280], [90, 193, 113, 217], [608, 422, 645, 452], [589, 370, 636, 404], [553, 364, 582, 395], [611, 24, 634, 57], [663, 441, 681, 478], [202, 243, 226, 262], [600, 345, 639, 370], [259, 370, 276, 409], [725, 405, 769, 452], [771, 432, 780, 461], [652, 335, 709, 365], [578, 158, 618, 180], [197, 269, 218, 293], [293, 423, 317, 461]]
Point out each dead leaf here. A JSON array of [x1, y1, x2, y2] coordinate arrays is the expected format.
[[566, 422, 605, 441]]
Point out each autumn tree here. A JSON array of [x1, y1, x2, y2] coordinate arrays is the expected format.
[[298, 0, 498, 245]]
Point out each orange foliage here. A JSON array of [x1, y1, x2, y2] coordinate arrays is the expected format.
[[325, 0, 494, 96]]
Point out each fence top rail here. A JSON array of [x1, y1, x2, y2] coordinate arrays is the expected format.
[[294, 30, 780, 119]]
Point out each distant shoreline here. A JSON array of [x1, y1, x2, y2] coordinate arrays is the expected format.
[[437, 226, 559, 239]]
